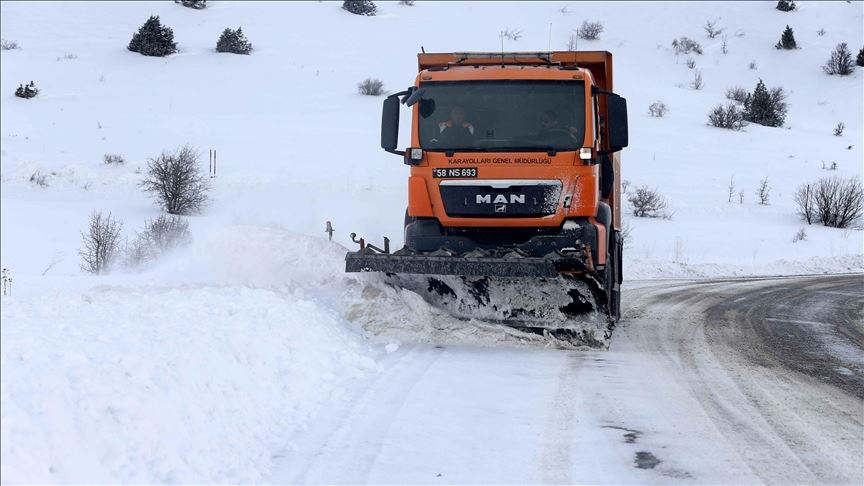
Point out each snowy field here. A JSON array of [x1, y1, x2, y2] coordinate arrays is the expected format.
[[1, 1, 863, 483]]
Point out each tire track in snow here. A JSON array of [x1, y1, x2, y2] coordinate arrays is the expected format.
[[539, 352, 585, 484], [625, 276, 863, 485], [272, 346, 443, 484]]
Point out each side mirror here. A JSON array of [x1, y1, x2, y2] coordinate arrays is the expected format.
[[381, 95, 404, 155], [404, 87, 425, 107], [607, 95, 628, 152]]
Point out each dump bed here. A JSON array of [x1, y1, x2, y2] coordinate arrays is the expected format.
[[417, 51, 613, 92]]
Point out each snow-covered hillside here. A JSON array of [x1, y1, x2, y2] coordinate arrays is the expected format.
[[1, 1, 862, 483]]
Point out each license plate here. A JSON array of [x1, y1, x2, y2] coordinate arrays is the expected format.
[[433, 167, 477, 178]]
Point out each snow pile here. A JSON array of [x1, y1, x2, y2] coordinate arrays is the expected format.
[[1, 228, 380, 483]]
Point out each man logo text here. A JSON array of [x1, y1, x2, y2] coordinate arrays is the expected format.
[[476, 194, 525, 204]]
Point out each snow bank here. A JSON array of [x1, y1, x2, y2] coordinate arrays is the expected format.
[[1, 230, 378, 483]]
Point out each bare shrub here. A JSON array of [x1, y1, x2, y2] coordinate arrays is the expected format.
[[833, 122, 845, 136], [398, 0, 415, 5], [125, 215, 192, 268], [823, 42, 854, 75], [103, 153, 126, 165], [721, 35, 729, 54], [0, 38, 19, 50], [577, 20, 604, 40], [756, 177, 771, 205], [358, 78, 385, 96], [501, 28, 523, 41], [725, 86, 748, 104], [672, 37, 703, 55], [620, 221, 633, 248], [822, 161, 838, 171], [621, 179, 631, 194], [794, 182, 816, 224], [566, 33, 578, 51], [813, 176, 864, 228], [140, 145, 210, 215], [792, 228, 807, 243], [817, 28, 826, 37], [56, 52, 77, 61], [749, 60, 757, 70], [29, 170, 48, 188], [685, 57, 696, 69], [648, 101, 668, 117], [727, 176, 736, 203], [628, 186, 668, 218], [144, 214, 191, 253], [707, 103, 745, 130], [690, 69, 704, 90], [79, 211, 123, 274], [704, 19, 725, 39]]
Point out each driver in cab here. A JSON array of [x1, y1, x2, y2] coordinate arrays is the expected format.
[[437, 106, 475, 144], [538, 110, 580, 141]]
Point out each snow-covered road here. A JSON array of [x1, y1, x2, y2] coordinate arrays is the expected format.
[[273, 274, 863, 485]]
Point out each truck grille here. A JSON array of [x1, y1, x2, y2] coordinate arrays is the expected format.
[[439, 179, 562, 217]]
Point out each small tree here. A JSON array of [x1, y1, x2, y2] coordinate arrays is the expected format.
[[648, 101, 668, 117], [704, 19, 724, 39], [175, 0, 206, 8], [707, 103, 745, 130], [14, 81, 38, 99], [823, 43, 854, 75], [690, 69, 704, 90], [756, 177, 771, 205], [857, 47, 864, 67], [744, 79, 786, 127], [216, 27, 252, 54], [833, 122, 845, 137], [577, 20, 604, 40], [342, 0, 376, 16], [727, 176, 736, 203], [776, 0, 796, 12], [775, 25, 797, 49], [140, 145, 210, 215], [79, 211, 123, 274], [128, 16, 177, 57], [628, 186, 668, 218], [358, 78, 385, 96]]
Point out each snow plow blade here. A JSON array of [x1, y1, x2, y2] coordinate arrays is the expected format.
[[345, 250, 590, 278], [345, 245, 612, 348]]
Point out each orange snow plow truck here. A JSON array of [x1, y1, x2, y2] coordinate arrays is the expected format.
[[346, 51, 628, 346]]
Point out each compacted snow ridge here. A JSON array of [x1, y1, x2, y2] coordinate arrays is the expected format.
[[1, 1, 862, 483]]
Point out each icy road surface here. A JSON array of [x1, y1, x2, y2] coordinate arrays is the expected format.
[[273, 274, 863, 485]]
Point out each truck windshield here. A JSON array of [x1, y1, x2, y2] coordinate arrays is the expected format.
[[417, 80, 586, 152]]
